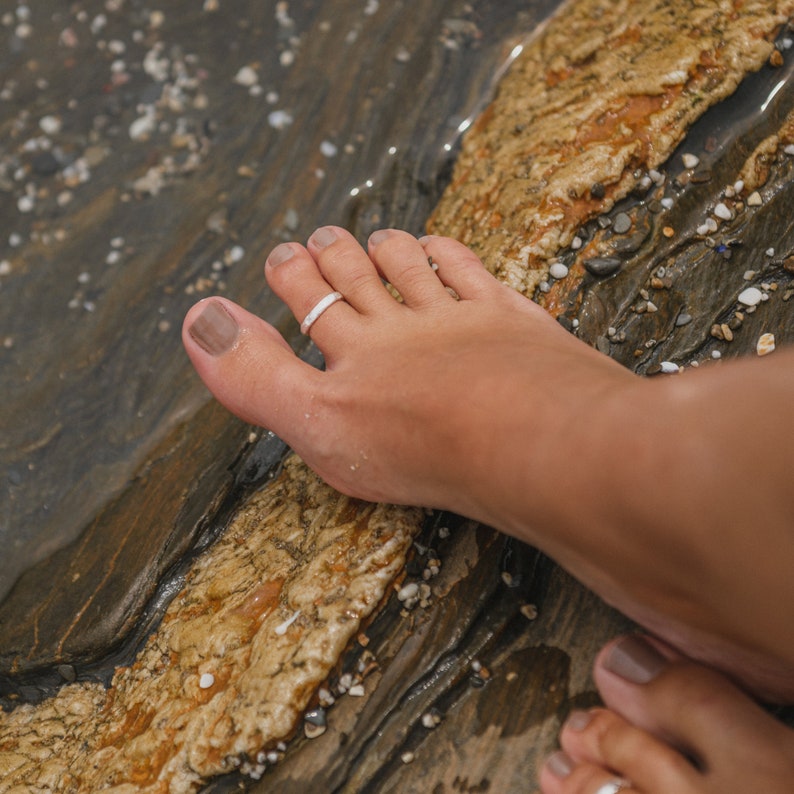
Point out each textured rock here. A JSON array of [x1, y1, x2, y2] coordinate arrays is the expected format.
[[0, 457, 422, 792], [428, 0, 792, 296]]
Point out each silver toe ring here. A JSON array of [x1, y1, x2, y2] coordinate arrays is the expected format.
[[594, 778, 632, 794], [300, 291, 344, 335]]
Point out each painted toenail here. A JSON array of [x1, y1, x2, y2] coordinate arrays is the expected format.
[[311, 227, 338, 248], [188, 300, 239, 356], [545, 750, 575, 779], [565, 709, 595, 731], [368, 229, 394, 247], [603, 635, 667, 684], [267, 243, 295, 267]]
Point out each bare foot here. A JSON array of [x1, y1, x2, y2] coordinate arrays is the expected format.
[[540, 634, 794, 794], [183, 227, 794, 701], [183, 226, 632, 517]]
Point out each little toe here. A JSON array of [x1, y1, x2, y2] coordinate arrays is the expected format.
[[367, 228, 453, 306], [419, 234, 522, 304], [592, 634, 794, 791]]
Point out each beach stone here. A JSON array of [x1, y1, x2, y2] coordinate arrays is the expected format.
[[584, 257, 623, 277]]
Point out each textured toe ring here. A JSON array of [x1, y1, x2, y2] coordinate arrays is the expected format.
[[300, 291, 344, 335], [594, 778, 632, 794]]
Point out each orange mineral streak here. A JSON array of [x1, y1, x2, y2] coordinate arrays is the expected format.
[[234, 578, 284, 623], [98, 669, 149, 741], [128, 741, 176, 787], [572, 90, 678, 153]]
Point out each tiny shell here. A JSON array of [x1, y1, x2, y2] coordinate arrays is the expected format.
[[756, 333, 775, 356], [274, 609, 301, 636]]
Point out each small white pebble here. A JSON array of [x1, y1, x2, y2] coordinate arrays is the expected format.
[[0, 260, 11, 276], [682, 153, 700, 169], [711, 350, 722, 360], [660, 197, 674, 210], [737, 287, 763, 307], [733, 179, 744, 194], [713, 202, 732, 221], [765, 248, 775, 257], [199, 673, 215, 689], [746, 191, 762, 207], [659, 361, 680, 374], [571, 236, 582, 250], [234, 65, 258, 86], [401, 752, 415, 764], [39, 115, 62, 135], [756, 332, 775, 356], [319, 140, 338, 158], [348, 684, 365, 697], [743, 270, 756, 281], [226, 245, 245, 264], [397, 582, 419, 602], [696, 223, 711, 236], [784, 144, 794, 156], [268, 109, 293, 129], [549, 262, 569, 280]]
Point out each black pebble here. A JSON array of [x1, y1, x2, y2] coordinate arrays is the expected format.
[[584, 256, 622, 277]]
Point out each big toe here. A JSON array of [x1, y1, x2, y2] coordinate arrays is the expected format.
[[182, 296, 321, 433], [557, 634, 794, 792]]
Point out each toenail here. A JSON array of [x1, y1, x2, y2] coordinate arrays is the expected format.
[[188, 300, 239, 356], [603, 635, 668, 684], [267, 243, 295, 267], [565, 709, 595, 731], [545, 750, 575, 779], [417, 234, 439, 245], [368, 229, 394, 247], [311, 226, 338, 248]]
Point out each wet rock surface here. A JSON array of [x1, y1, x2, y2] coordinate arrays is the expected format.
[[0, 0, 551, 672], [1, 1, 793, 792]]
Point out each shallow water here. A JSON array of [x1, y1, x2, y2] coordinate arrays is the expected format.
[[0, 0, 561, 676]]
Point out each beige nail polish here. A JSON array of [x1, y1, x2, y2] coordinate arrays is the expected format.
[[565, 709, 594, 731], [267, 243, 295, 267], [188, 301, 239, 356], [603, 635, 668, 684], [545, 751, 575, 779], [368, 229, 393, 246], [311, 227, 337, 248]]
